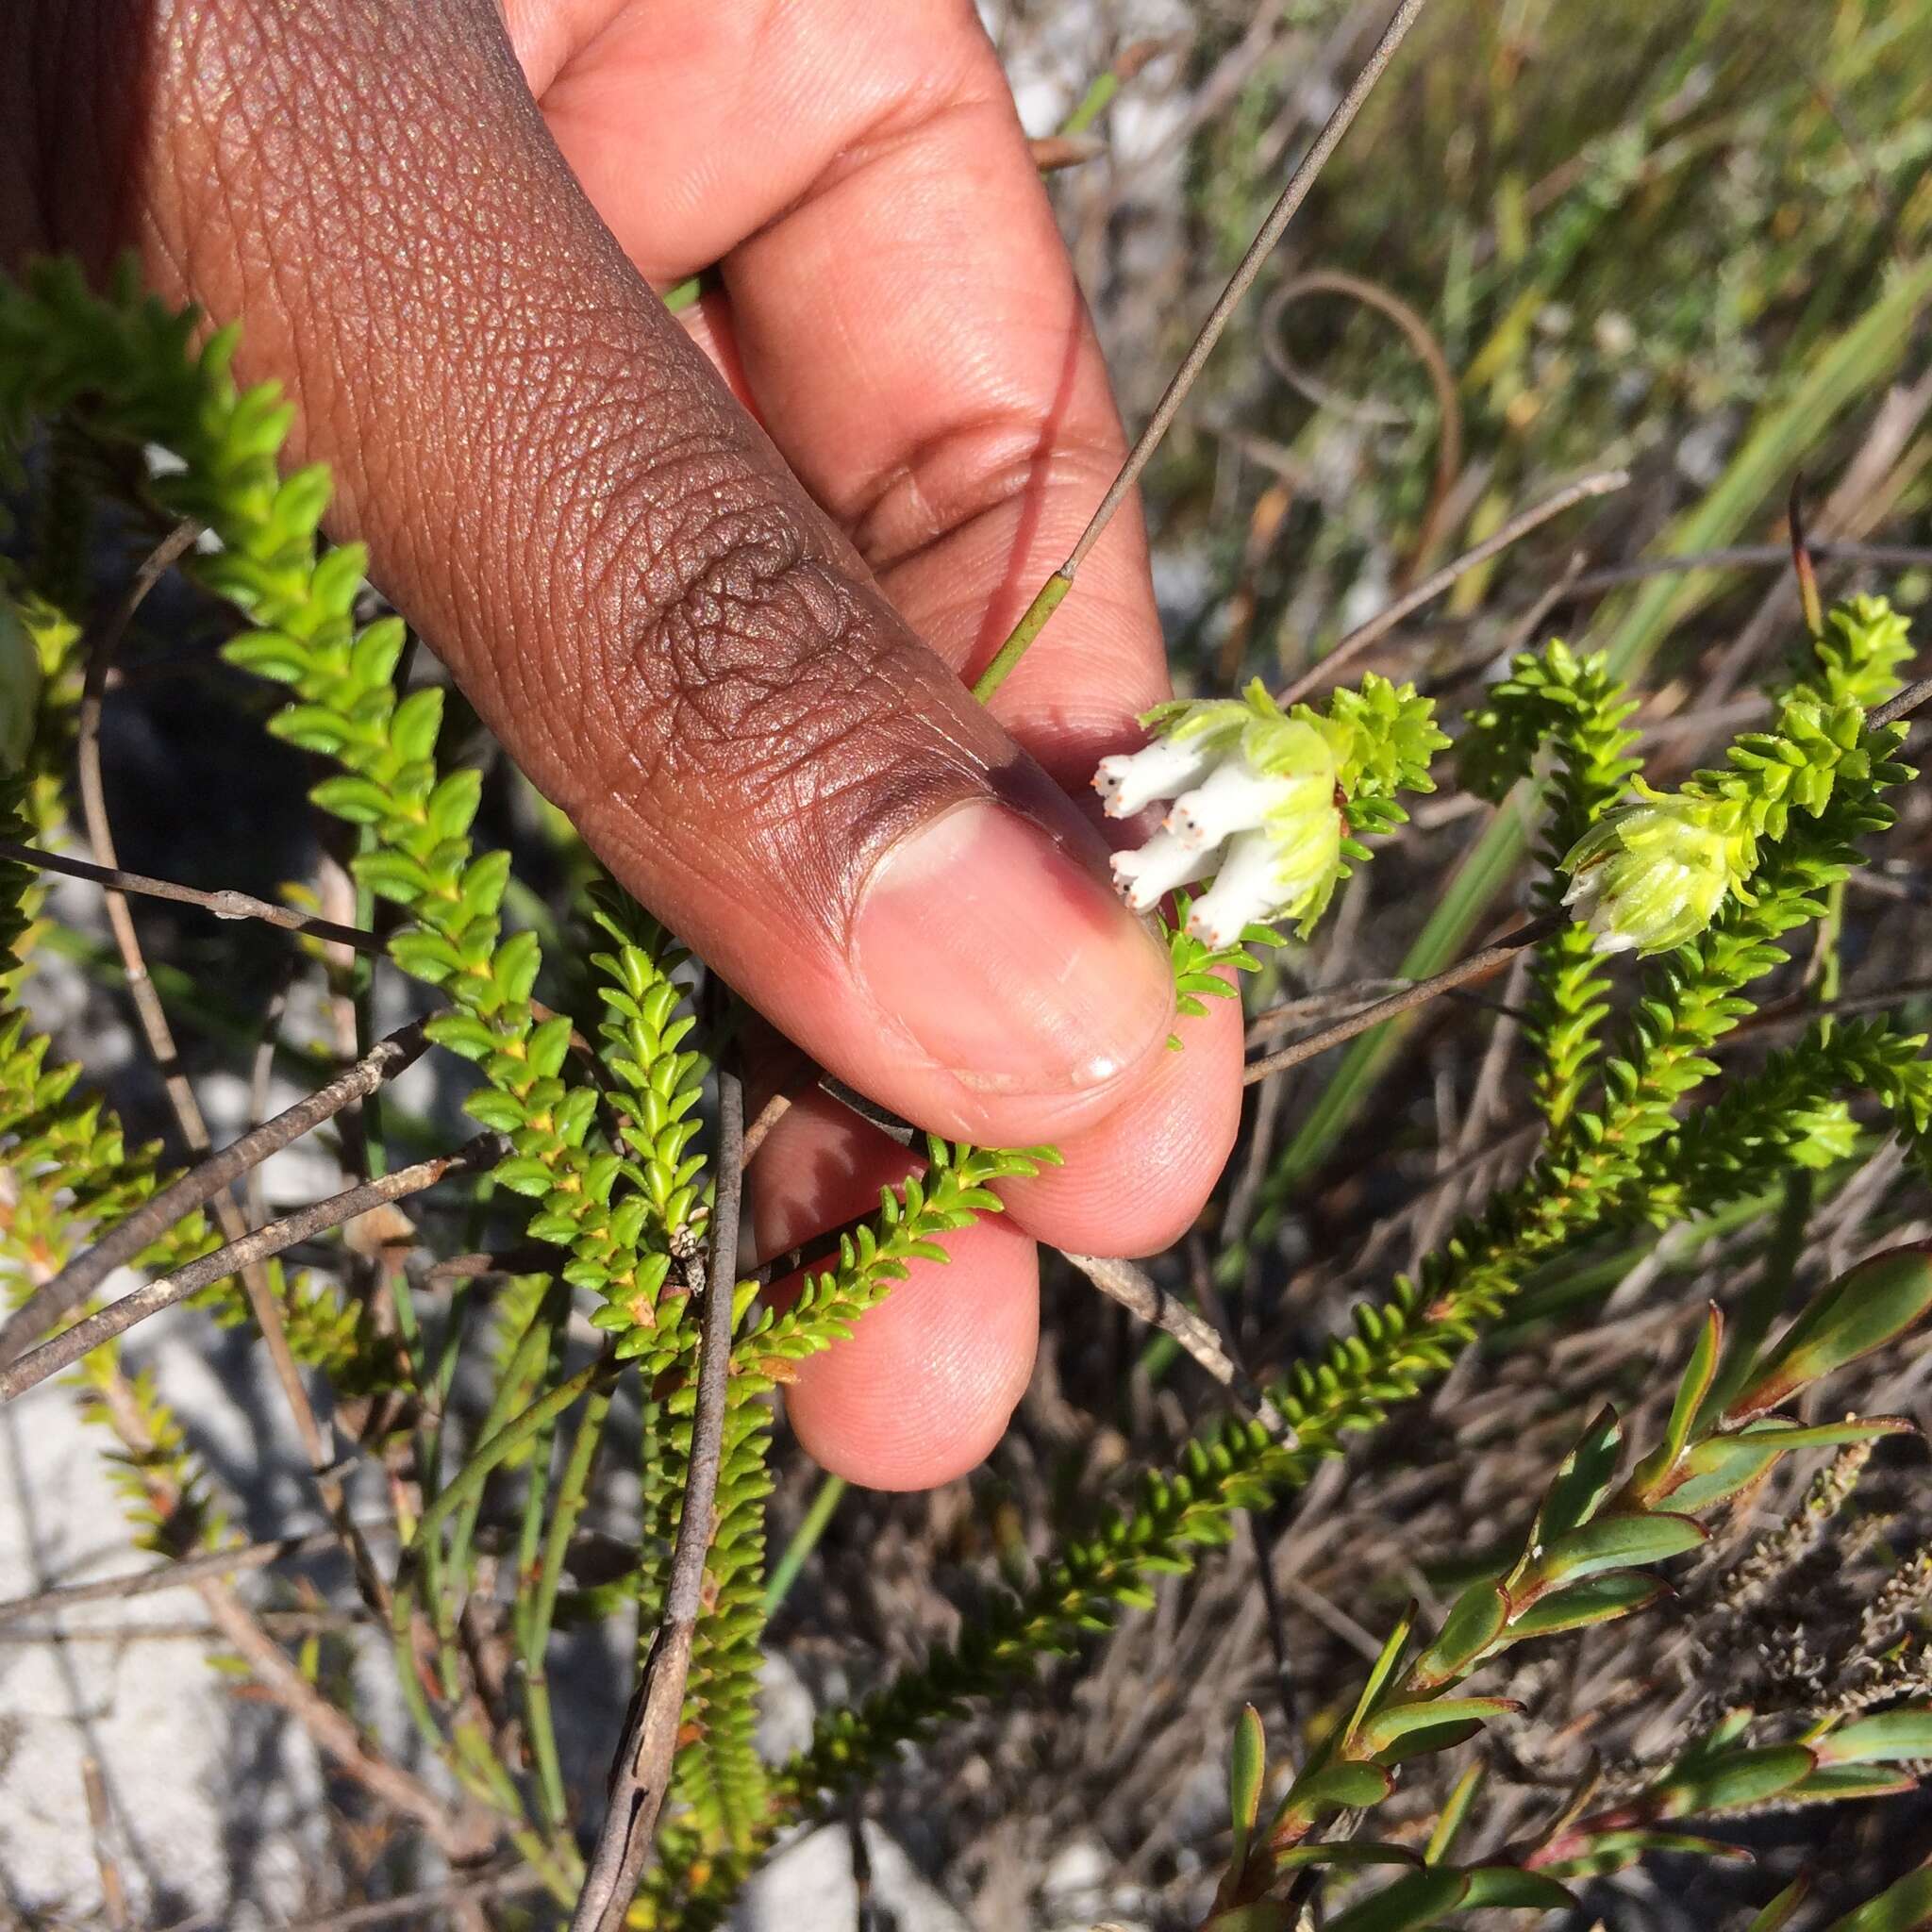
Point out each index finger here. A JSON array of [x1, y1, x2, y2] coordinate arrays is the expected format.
[[514, 0, 1246, 1261], [514, 0, 1171, 773]]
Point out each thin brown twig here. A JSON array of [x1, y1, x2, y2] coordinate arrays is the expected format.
[[1063, 1252, 1290, 1438], [1241, 913, 1562, 1087], [570, 1058, 746, 1931], [0, 1020, 431, 1366], [1356, 536, 1932, 662], [0, 1135, 506, 1404], [1500, 547, 1589, 659], [747, 1213, 873, 1293], [1029, 132, 1107, 172], [1720, 974, 1932, 1046], [970, 0, 1432, 700], [1276, 469, 1630, 707], [316, 850, 378, 1190], [1215, 478, 1297, 683], [1635, 696, 1769, 748], [0, 1527, 353, 1626], [0, 841, 383, 953], [817, 1070, 918, 1148], [1065, 0, 1431, 582], [1698, 387, 1932, 718], [82, 1757, 129, 1932], [1636, 644, 1932, 757], [1870, 675, 1932, 729], [1789, 475, 1826, 641], [192, 1574, 491, 1858], [1243, 977, 1416, 1046], [741, 1089, 793, 1167], [1847, 866, 1932, 906], [281, 1868, 546, 1931], [742, 1069, 913, 1168], [77, 525, 229, 1167], [847, 1799, 877, 1932], [244, 966, 296, 1228], [74, 525, 348, 1527], [76, 1341, 490, 1871], [1222, 1066, 1290, 1263], [0, 1608, 361, 1644], [1534, 541, 1932, 607], [420, 1245, 557, 1290]]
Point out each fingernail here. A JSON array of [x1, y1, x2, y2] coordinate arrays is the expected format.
[[851, 799, 1174, 1096]]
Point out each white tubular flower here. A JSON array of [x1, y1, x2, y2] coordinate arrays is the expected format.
[[1185, 831, 1291, 948], [1187, 805, 1342, 948], [1168, 716, 1335, 842], [1560, 862, 1639, 954], [1167, 758, 1300, 849], [1559, 797, 1738, 957], [1109, 830, 1217, 913], [1092, 735, 1219, 818]]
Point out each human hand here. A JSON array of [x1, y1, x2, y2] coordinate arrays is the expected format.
[[4, 0, 1241, 1488]]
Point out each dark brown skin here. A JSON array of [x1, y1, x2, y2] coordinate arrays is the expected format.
[[5, 1, 1243, 1489]]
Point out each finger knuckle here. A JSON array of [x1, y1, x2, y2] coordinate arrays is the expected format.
[[581, 440, 920, 815]]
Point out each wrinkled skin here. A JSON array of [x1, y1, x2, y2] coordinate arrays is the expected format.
[[3, 1, 1241, 1488]]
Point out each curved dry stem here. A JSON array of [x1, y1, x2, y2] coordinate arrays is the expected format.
[[1262, 267, 1463, 580], [0, 1020, 430, 1364]]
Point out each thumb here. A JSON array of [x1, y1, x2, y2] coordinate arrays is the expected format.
[[27, 0, 1176, 1141]]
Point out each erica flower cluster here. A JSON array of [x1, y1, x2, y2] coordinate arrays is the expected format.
[[1475, 603, 1916, 963], [1094, 687, 1348, 948], [1559, 788, 1751, 957]]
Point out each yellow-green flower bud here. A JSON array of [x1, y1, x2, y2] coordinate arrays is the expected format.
[[1559, 795, 1740, 956]]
